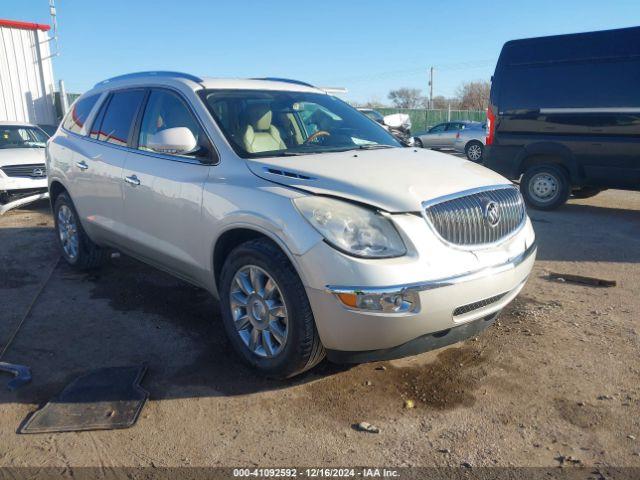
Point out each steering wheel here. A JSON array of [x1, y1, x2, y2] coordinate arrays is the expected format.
[[304, 130, 331, 144]]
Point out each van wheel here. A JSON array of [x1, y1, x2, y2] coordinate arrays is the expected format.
[[521, 164, 570, 210], [572, 187, 603, 199], [53, 192, 109, 269], [465, 141, 484, 162], [219, 238, 325, 378]]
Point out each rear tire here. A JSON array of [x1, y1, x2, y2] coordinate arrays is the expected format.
[[572, 187, 603, 199], [219, 238, 325, 378], [465, 141, 484, 162], [520, 164, 571, 210], [53, 192, 109, 269]]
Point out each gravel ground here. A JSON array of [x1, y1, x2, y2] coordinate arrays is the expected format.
[[0, 189, 638, 470]]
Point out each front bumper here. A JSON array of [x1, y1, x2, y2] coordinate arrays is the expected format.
[[305, 240, 536, 356], [326, 312, 499, 363], [0, 175, 48, 194]]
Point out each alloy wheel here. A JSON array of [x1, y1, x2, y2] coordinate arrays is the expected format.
[[229, 265, 289, 358], [57, 205, 79, 260], [468, 144, 482, 161]]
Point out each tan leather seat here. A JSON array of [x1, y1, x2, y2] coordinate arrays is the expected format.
[[243, 104, 286, 153]]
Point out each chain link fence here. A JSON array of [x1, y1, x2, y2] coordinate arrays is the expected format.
[[377, 108, 486, 133]]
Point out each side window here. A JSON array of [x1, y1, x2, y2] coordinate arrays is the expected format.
[[295, 102, 342, 137], [89, 97, 109, 140], [138, 90, 208, 158], [92, 90, 146, 146], [446, 123, 461, 131], [430, 124, 446, 133], [62, 94, 100, 135]]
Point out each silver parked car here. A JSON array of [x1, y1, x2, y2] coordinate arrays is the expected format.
[[47, 72, 536, 378], [414, 121, 480, 150], [0, 122, 49, 205], [453, 123, 487, 162]]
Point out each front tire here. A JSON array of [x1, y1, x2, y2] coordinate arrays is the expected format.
[[465, 141, 484, 162], [219, 238, 325, 378], [520, 164, 571, 210], [53, 192, 109, 269], [414, 138, 423, 148]]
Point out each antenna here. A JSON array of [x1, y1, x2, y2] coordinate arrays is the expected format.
[[49, 0, 59, 56]]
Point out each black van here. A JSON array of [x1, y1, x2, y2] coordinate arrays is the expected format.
[[484, 27, 640, 210]]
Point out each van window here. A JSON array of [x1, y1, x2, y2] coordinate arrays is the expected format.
[[138, 89, 207, 158], [93, 90, 146, 147], [500, 56, 640, 111], [62, 94, 100, 135]]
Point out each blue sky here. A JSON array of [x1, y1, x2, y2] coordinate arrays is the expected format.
[[3, 0, 639, 103]]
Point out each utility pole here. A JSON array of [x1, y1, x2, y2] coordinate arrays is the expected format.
[[428, 66, 434, 109]]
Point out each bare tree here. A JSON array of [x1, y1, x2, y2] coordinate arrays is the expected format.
[[456, 81, 490, 110], [360, 97, 386, 109], [387, 88, 425, 109]]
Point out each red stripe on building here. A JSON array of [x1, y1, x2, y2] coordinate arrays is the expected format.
[[0, 19, 51, 32]]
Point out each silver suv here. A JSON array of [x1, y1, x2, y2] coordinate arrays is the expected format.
[[47, 72, 536, 378]]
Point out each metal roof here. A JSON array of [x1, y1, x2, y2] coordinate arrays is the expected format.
[[0, 19, 51, 31]]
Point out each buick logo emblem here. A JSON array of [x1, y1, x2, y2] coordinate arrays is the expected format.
[[32, 168, 45, 177], [483, 201, 501, 228]]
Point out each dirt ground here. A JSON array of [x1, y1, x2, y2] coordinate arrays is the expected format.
[[0, 188, 638, 470]]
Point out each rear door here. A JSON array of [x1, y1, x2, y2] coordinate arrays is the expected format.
[[442, 122, 463, 147], [121, 88, 215, 280], [67, 89, 146, 244]]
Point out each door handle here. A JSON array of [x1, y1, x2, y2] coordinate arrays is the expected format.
[[75, 161, 88, 170], [124, 175, 141, 186]]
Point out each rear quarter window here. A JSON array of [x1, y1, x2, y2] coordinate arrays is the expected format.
[[62, 94, 100, 135], [91, 90, 146, 147]]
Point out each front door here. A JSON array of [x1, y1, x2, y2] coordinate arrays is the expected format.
[[121, 88, 215, 281], [423, 123, 446, 147]]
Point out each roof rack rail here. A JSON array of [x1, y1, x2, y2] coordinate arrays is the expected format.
[[95, 71, 203, 87], [252, 77, 316, 88]]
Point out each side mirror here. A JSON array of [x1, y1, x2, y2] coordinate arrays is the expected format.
[[146, 127, 198, 156]]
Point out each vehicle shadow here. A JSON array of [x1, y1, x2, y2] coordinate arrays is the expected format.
[[529, 200, 640, 263], [0, 227, 350, 407]]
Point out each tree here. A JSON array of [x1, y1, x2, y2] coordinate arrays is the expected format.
[[456, 81, 491, 110], [359, 97, 386, 109], [429, 95, 462, 109], [387, 88, 425, 109]]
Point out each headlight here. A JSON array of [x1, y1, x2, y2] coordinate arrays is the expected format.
[[293, 196, 406, 258]]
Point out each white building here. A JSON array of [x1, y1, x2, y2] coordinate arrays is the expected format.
[[0, 18, 57, 126]]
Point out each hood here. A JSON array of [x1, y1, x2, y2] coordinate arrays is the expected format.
[[246, 148, 511, 212], [0, 148, 46, 167]]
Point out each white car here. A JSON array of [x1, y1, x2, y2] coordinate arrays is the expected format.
[[47, 72, 536, 378], [0, 122, 49, 205]]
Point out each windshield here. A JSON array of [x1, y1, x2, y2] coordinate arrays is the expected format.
[[199, 90, 401, 158], [0, 126, 49, 149]]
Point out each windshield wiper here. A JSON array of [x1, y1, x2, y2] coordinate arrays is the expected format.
[[356, 144, 395, 150]]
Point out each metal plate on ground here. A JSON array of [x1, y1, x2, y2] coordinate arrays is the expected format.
[[19, 366, 148, 434]]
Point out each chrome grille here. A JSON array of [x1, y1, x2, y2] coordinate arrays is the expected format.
[[423, 185, 525, 247], [0, 164, 47, 178]]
